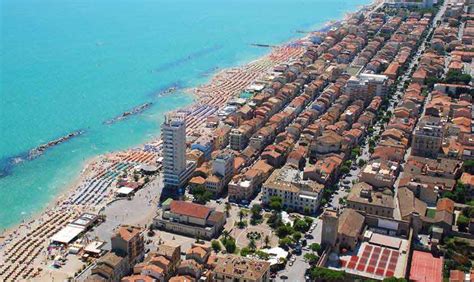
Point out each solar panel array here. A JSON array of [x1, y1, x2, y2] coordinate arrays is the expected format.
[[340, 244, 400, 278]]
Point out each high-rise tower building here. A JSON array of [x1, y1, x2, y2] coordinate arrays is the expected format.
[[161, 114, 193, 189]]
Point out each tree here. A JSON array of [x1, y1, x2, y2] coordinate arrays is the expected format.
[[133, 173, 140, 182], [237, 220, 247, 229], [191, 185, 213, 204], [221, 236, 237, 254], [211, 240, 221, 253], [444, 181, 467, 204], [304, 216, 314, 226], [293, 232, 302, 242], [463, 160, 474, 174], [264, 235, 271, 248], [308, 267, 345, 280], [267, 211, 283, 229], [240, 247, 251, 256], [351, 147, 361, 159], [293, 219, 310, 233], [269, 196, 283, 211], [368, 139, 376, 147], [303, 206, 311, 215], [254, 250, 270, 260], [238, 210, 245, 224], [340, 165, 350, 175], [383, 278, 407, 282], [304, 253, 319, 264], [444, 70, 472, 85], [248, 238, 257, 251], [358, 159, 367, 167], [279, 237, 293, 249], [457, 214, 469, 232], [276, 224, 294, 238], [250, 204, 263, 224], [224, 202, 231, 217], [222, 230, 230, 241], [309, 243, 321, 254]]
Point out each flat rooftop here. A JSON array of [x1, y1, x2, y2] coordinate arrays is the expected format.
[[409, 251, 443, 282], [335, 234, 409, 280]]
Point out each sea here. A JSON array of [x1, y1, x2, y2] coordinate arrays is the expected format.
[[0, 0, 370, 229]]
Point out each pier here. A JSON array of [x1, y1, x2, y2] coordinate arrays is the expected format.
[[250, 43, 277, 48]]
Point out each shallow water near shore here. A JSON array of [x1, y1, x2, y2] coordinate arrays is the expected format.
[[0, 0, 369, 229]]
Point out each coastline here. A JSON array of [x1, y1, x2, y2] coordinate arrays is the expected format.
[[0, 155, 101, 239], [0, 0, 381, 279], [0, 0, 379, 239]]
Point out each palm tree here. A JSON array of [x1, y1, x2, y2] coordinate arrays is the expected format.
[[222, 230, 230, 241], [264, 235, 270, 248], [224, 203, 231, 217], [238, 210, 245, 224], [248, 238, 256, 251]]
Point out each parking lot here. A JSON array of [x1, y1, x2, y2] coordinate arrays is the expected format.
[[274, 218, 322, 282]]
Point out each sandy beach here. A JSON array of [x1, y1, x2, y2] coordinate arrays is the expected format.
[[0, 43, 306, 282], [0, 1, 382, 280]]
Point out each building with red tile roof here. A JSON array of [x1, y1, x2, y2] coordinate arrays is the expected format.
[[154, 201, 225, 239]]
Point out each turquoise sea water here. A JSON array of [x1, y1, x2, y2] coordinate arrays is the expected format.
[[0, 0, 369, 229]]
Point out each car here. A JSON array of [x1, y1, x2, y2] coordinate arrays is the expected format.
[[289, 261, 294, 266], [216, 199, 222, 204], [351, 165, 357, 170], [343, 180, 350, 184]]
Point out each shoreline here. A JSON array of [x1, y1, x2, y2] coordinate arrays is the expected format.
[[0, 1, 381, 279], [0, 155, 102, 240], [1, 0, 379, 238]]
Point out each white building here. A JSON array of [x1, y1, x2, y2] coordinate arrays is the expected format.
[[213, 153, 234, 185], [162, 114, 195, 189], [344, 73, 388, 104], [262, 167, 323, 214]]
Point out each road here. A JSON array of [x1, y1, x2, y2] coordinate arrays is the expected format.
[[275, 219, 322, 282], [390, 1, 447, 219]]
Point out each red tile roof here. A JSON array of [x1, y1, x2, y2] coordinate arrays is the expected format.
[[170, 201, 211, 219], [436, 198, 455, 213]]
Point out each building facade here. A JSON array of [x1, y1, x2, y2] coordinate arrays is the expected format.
[[346, 182, 395, 218], [412, 116, 445, 158], [162, 114, 195, 189], [262, 167, 323, 214], [213, 255, 271, 282], [111, 225, 145, 267], [343, 74, 388, 105], [153, 200, 226, 239]]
